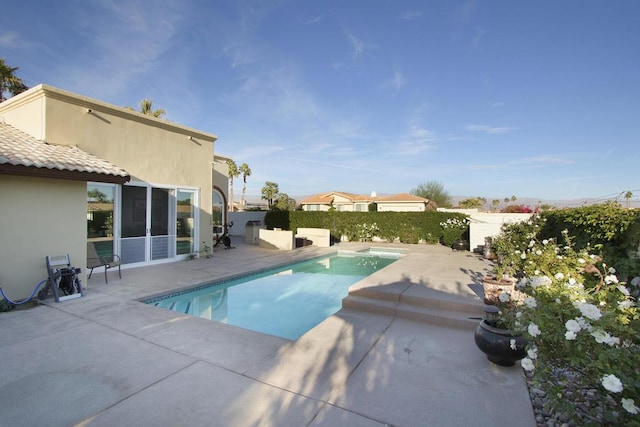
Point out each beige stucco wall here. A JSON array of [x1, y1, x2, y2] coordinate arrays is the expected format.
[[377, 202, 425, 212], [0, 93, 46, 139], [41, 94, 215, 247], [0, 176, 86, 299], [0, 85, 220, 299], [1, 85, 217, 253]]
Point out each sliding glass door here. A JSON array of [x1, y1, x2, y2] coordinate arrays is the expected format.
[[120, 185, 176, 264]]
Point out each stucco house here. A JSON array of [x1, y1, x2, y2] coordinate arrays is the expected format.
[[0, 84, 227, 299], [299, 191, 433, 212]]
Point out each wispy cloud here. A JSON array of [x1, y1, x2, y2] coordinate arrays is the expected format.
[[58, 1, 186, 99], [0, 31, 21, 47], [488, 101, 506, 107], [472, 29, 486, 46], [222, 64, 319, 125], [346, 32, 365, 59], [466, 124, 517, 134], [401, 10, 423, 20], [470, 155, 574, 170], [381, 68, 407, 95]]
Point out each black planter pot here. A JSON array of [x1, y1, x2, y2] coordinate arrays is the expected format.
[[474, 320, 528, 366], [452, 239, 469, 251]]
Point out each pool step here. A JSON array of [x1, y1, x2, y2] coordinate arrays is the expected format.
[[342, 292, 484, 331]]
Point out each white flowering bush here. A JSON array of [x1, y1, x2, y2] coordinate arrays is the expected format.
[[439, 216, 469, 247], [495, 231, 640, 424], [354, 222, 379, 242]]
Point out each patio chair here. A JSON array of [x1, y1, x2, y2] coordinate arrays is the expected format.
[[87, 242, 122, 284]]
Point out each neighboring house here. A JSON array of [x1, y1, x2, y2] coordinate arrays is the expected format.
[[0, 84, 226, 299], [299, 191, 433, 212]]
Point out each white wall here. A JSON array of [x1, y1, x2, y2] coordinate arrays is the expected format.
[[228, 211, 267, 236], [468, 213, 533, 251]]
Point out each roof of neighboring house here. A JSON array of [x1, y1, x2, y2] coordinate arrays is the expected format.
[[376, 193, 429, 203], [299, 191, 371, 205], [0, 121, 130, 184], [299, 191, 429, 204]]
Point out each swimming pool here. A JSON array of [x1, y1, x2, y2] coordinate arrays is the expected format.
[[143, 251, 399, 339]]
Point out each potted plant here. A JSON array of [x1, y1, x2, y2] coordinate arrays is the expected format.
[[474, 299, 527, 366]]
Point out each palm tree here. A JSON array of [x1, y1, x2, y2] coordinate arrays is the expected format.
[[261, 181, 279, 210], [139, 98, 166, 117], [492, 199, 500, 212], [227, 160, 239, 211], [239, 163, 252, 210], [127, 98, 166, 118], [0, 58, 28, 102], [625, 191, 633, 208]]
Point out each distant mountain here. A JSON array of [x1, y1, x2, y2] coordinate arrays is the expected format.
[[239, 194, 638, 209]]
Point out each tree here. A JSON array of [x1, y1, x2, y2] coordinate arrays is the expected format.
[[459, 197, 486, 209], [261, 181, 279, 210], [511, 195, 517, 203], [274, 193, 296, 211], [625, 191, 633, 208], [0, 58, 28, 102], [127, 98, 166, 118], [492, 199, 500, 212], [410, 180, 451, 208], [239, 163, 252, 210], [227, 160, 239, 211]]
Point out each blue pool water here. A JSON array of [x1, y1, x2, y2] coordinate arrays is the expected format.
[[144, 251, 399, 339]]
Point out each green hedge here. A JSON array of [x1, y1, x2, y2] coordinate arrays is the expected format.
[[264, 211, 469, 246], [539, 203, 640, 280]]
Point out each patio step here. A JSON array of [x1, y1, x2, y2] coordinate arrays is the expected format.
[[342, 292, 484, 331]]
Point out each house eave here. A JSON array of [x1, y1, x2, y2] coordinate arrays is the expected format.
[[0, 164, 130, 184]]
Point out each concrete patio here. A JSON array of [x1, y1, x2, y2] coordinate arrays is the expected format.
[[0, 241, 536, 427]]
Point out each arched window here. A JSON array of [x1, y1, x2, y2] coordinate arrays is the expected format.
[[212, 189, 225, 233]]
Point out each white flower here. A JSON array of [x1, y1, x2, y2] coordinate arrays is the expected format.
[[565, 330, 577, 340], [527, 347, 538, 359], [618, 300, 633, 309], [591, 329, 620, 346], [499, 292, 510, 303], [529, 276, 552, 289], [617, 285, 630, 296], [601, 374, 623, 393], [605, 275, 619, 284], [608, 267, 616, 274], [529, 240, 535, 248], [555, 298, 561, 304], [542, 239, 548, 245], [528, 323, 541, 337], [524, 296, 537, 308], [578, 258, 585, 264], [622, 398, 639, 414], [535, 249, 542, 255], [520, 253, 527, 260], [631, 277, 640, 287], [510, 339, 516, 350], [521, 357, 535, 371], [578, 303, 602, 320], [565, 319, 581, 333], [554, 272, 564, 280]]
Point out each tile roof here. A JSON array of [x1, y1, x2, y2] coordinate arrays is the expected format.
[[376, 193, 429, 202], [300, 191, 429, 204], [0, 121, 130, 183]]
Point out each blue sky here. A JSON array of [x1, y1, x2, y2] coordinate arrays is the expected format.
[[2, 1, 638, 204]]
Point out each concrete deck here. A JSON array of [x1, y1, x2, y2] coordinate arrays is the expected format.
[[0, 241, 536, 427]]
